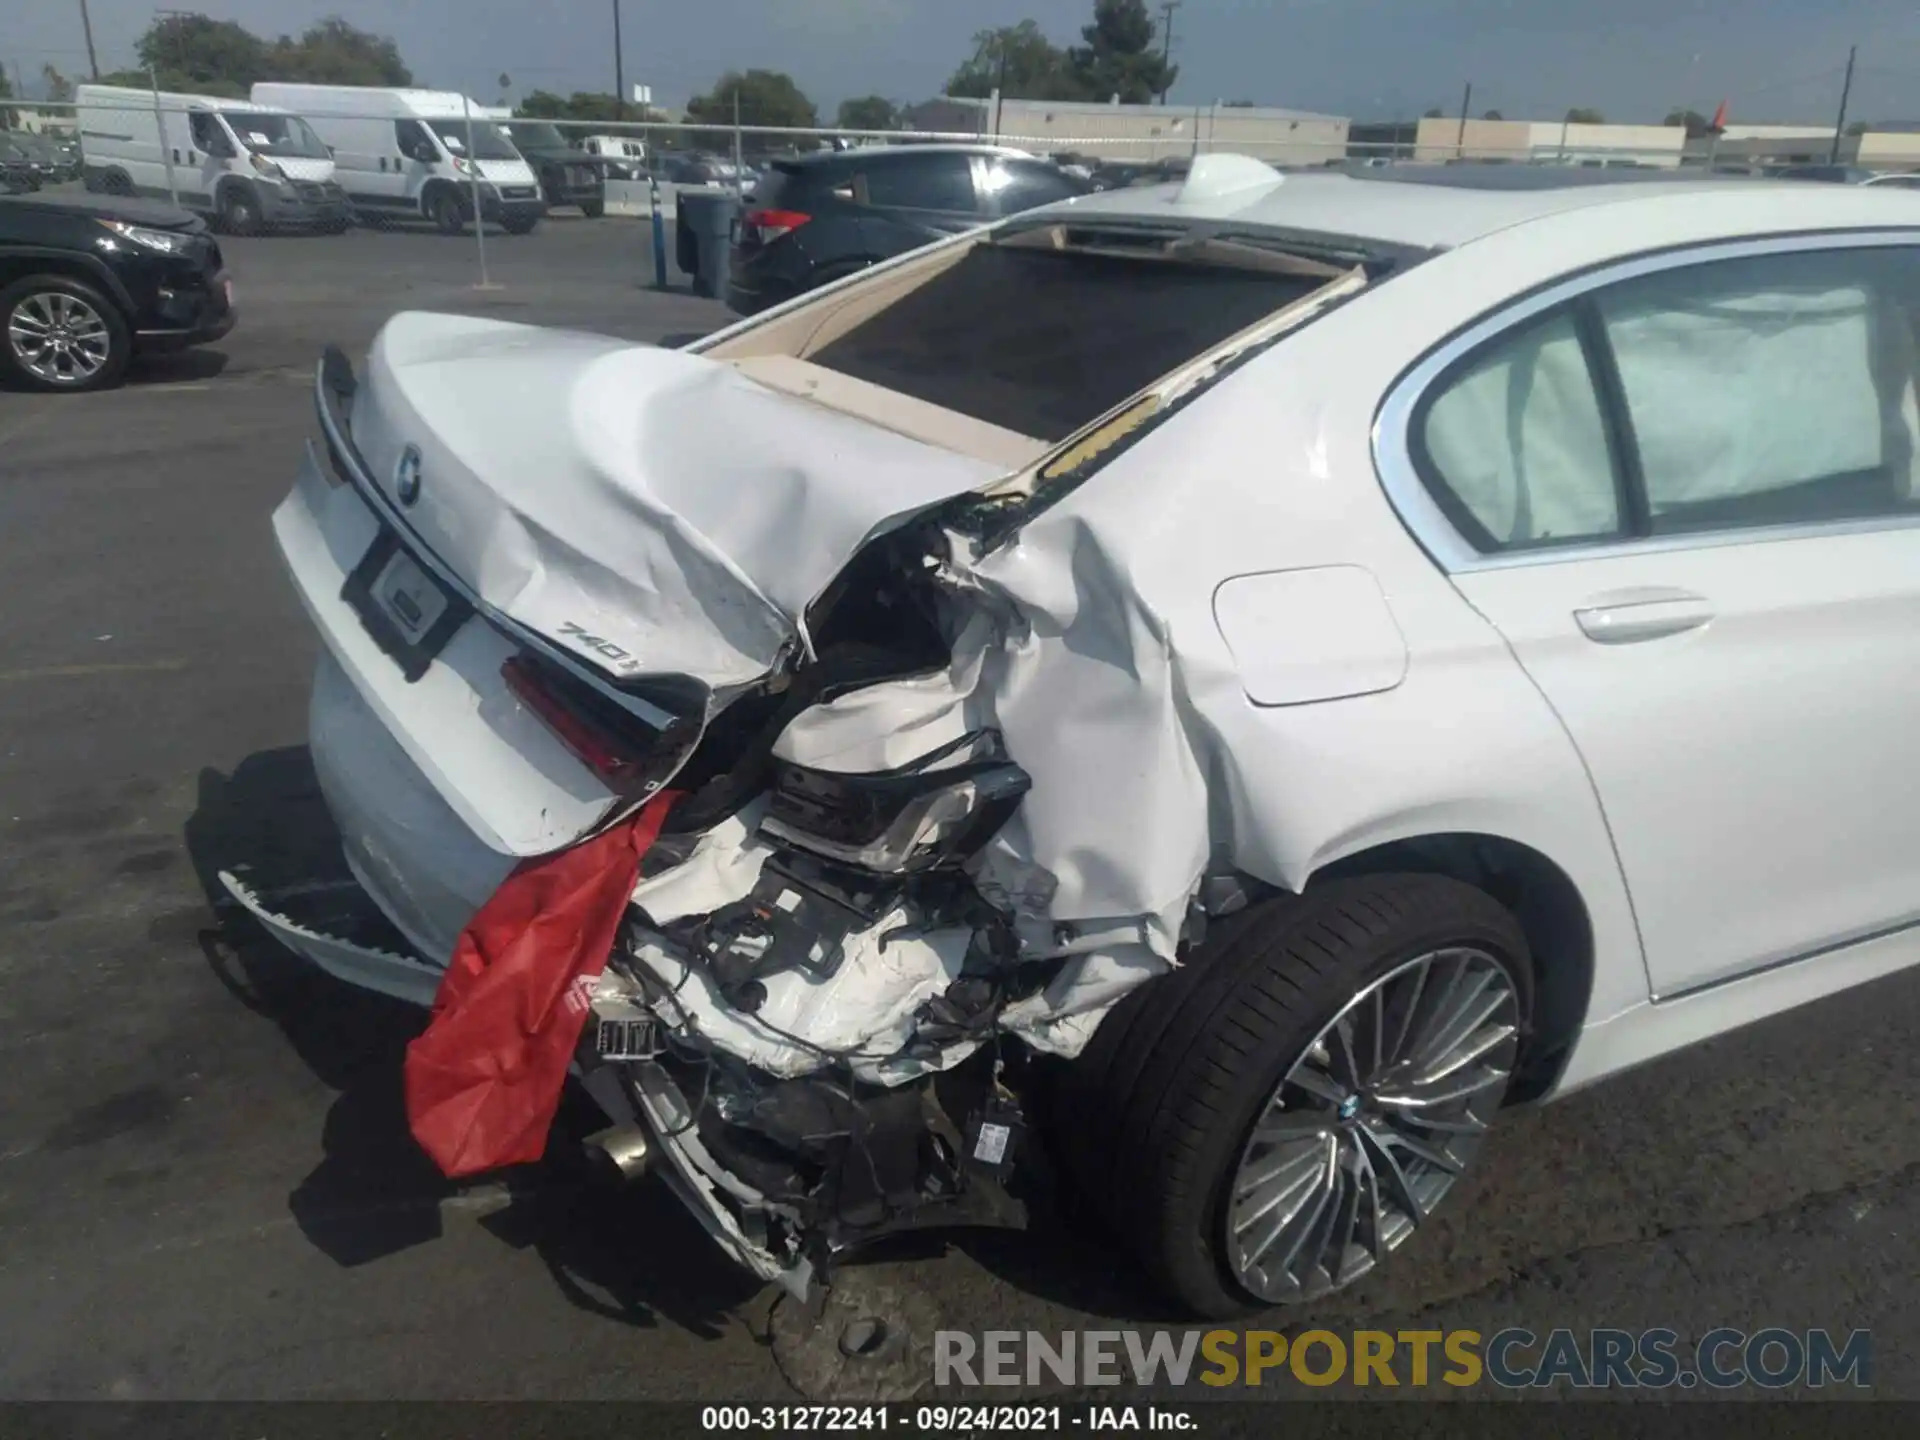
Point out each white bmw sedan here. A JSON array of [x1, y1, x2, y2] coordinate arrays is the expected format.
[[238, 156, 1920, 1317]]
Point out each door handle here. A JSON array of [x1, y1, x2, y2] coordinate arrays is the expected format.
[[1574, 589, 1714, 644]]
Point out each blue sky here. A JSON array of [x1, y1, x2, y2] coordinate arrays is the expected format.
[[11, 0, 1920, 124]]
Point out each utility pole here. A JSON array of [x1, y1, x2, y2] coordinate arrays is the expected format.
[[1159, 1, 1182, 106], [612, 0, 626, 123], [991, 46, 1007, 140], [78, 0, 101, 81], [1829, 43, 1856, 163], [1456, 80, 1473, 157]]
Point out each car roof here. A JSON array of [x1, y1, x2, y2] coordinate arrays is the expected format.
[[1041, 160, 1920, 253], [777, 143, 1039, 168]]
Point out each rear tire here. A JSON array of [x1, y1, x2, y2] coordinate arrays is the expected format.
[[0, 274, 133, 393], [101, 169, 134, 197], [502, 214, 540, 236], [427, 187, 465, 235], [581, 199, 605, 219], [1050, 874, 1533, 1318]]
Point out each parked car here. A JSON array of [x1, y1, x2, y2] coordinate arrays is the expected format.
[[1771, 163, 1877, 184], [4, 133, 72, 187], [235, 157, 1920, 1321], [499, 119, 604, 216], [726, 144, 1091, 314], [1863, 171, 1920, 190], [1086, 155, 1191, 190], [660, 152, 734, 187], [11, 135, 83, 186], [582, 133, 647, 179], [0, 191, 234, 391], [1, 143, 40, 195]]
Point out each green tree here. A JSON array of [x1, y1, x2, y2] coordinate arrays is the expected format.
[[1070, 0, 1175, 104], [135, 13, 267, 89], [836, 95, 899, 132], [264, 18, 412, 86], [1664, 108, 1711, 137], [945, 21, 1086, 101], [1846, 119, 1871, 136], [1422, 106, 1445, 119], [1481, 109, 1504, 121], [519, 89, 570, 119], [0, 66, 12, 131], [686, 70, 817, 151], [1564, 107, 1606, 125], [42, 65, 75, 104], [100, 67, 248, 98], [1223, 99, 1256, 108]]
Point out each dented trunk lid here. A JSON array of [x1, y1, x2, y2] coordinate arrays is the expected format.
[[346, 312, 1006, 696]]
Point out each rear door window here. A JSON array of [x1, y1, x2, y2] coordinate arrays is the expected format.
[[1594, 246, 1920, 535], [980, 158, 1085, 216], [861, 154, 980, 214]]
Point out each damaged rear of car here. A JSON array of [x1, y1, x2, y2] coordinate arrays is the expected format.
[[231, 159, 1494, 1316]]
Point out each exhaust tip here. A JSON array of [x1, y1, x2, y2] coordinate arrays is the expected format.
[[584, 1123, 653, 1183]]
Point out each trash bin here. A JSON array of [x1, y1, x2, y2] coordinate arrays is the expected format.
[[675, 187, 741, 299]]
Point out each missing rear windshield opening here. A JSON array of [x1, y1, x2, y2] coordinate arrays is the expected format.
[[807, 244, 1327, 443]]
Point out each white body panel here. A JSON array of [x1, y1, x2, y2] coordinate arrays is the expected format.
[[1454, 531, 1920, 998]]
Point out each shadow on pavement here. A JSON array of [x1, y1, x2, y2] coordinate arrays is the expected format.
[[182, 747, 758, 1338]]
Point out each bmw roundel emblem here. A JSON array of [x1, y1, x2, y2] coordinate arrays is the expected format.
[[394, 445, 423, 507]]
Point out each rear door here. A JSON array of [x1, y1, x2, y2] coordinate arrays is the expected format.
[[853, 152, 989, 258], [1391, 236, 1920, 1000]]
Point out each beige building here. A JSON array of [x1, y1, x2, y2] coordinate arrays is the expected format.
[[1411, 117, 1684, 167], [906, 96, 1349, 167]]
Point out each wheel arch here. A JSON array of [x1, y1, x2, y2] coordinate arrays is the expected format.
[[0, 252, 137, 319], [1307, 830, 1594, 1102], [417, 177, 460, 217]]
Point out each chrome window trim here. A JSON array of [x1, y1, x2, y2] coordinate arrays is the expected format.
[[1371, 228, 1920, 574], [310, 361, 680, 733]]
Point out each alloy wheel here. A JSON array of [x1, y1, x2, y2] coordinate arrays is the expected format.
[[1224, 946, 1521, 1304], [8, 291, 113, 386]]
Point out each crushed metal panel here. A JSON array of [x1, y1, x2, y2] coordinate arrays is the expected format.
[[219, 869, 445, 1008]]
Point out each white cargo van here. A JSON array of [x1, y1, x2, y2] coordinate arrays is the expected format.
[[75, 85, 350, 234], [582, 134, 647, 179], [250, 85, 544, 234]]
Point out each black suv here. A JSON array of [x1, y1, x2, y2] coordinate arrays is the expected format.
[[0, 192, 235, 392], [501, 120, 605, 217], [726, 145, 1091, 315]]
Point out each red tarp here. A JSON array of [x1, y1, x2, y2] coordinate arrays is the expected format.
[[404, 793, 677, 1178]]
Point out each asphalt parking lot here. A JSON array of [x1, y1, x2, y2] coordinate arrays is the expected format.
[[2, 214, 1918, 1407]]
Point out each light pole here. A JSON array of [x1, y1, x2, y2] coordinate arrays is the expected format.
[[78, 0, 101, 80], [613, 0, 626, 123], [1158, 1, 1182, 106]]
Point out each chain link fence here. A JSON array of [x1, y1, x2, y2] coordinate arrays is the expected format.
[[6, 92, 1917, 374]]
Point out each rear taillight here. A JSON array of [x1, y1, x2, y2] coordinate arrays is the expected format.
[[502, 655, 651, 790], [741, 208, 810, 244]]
